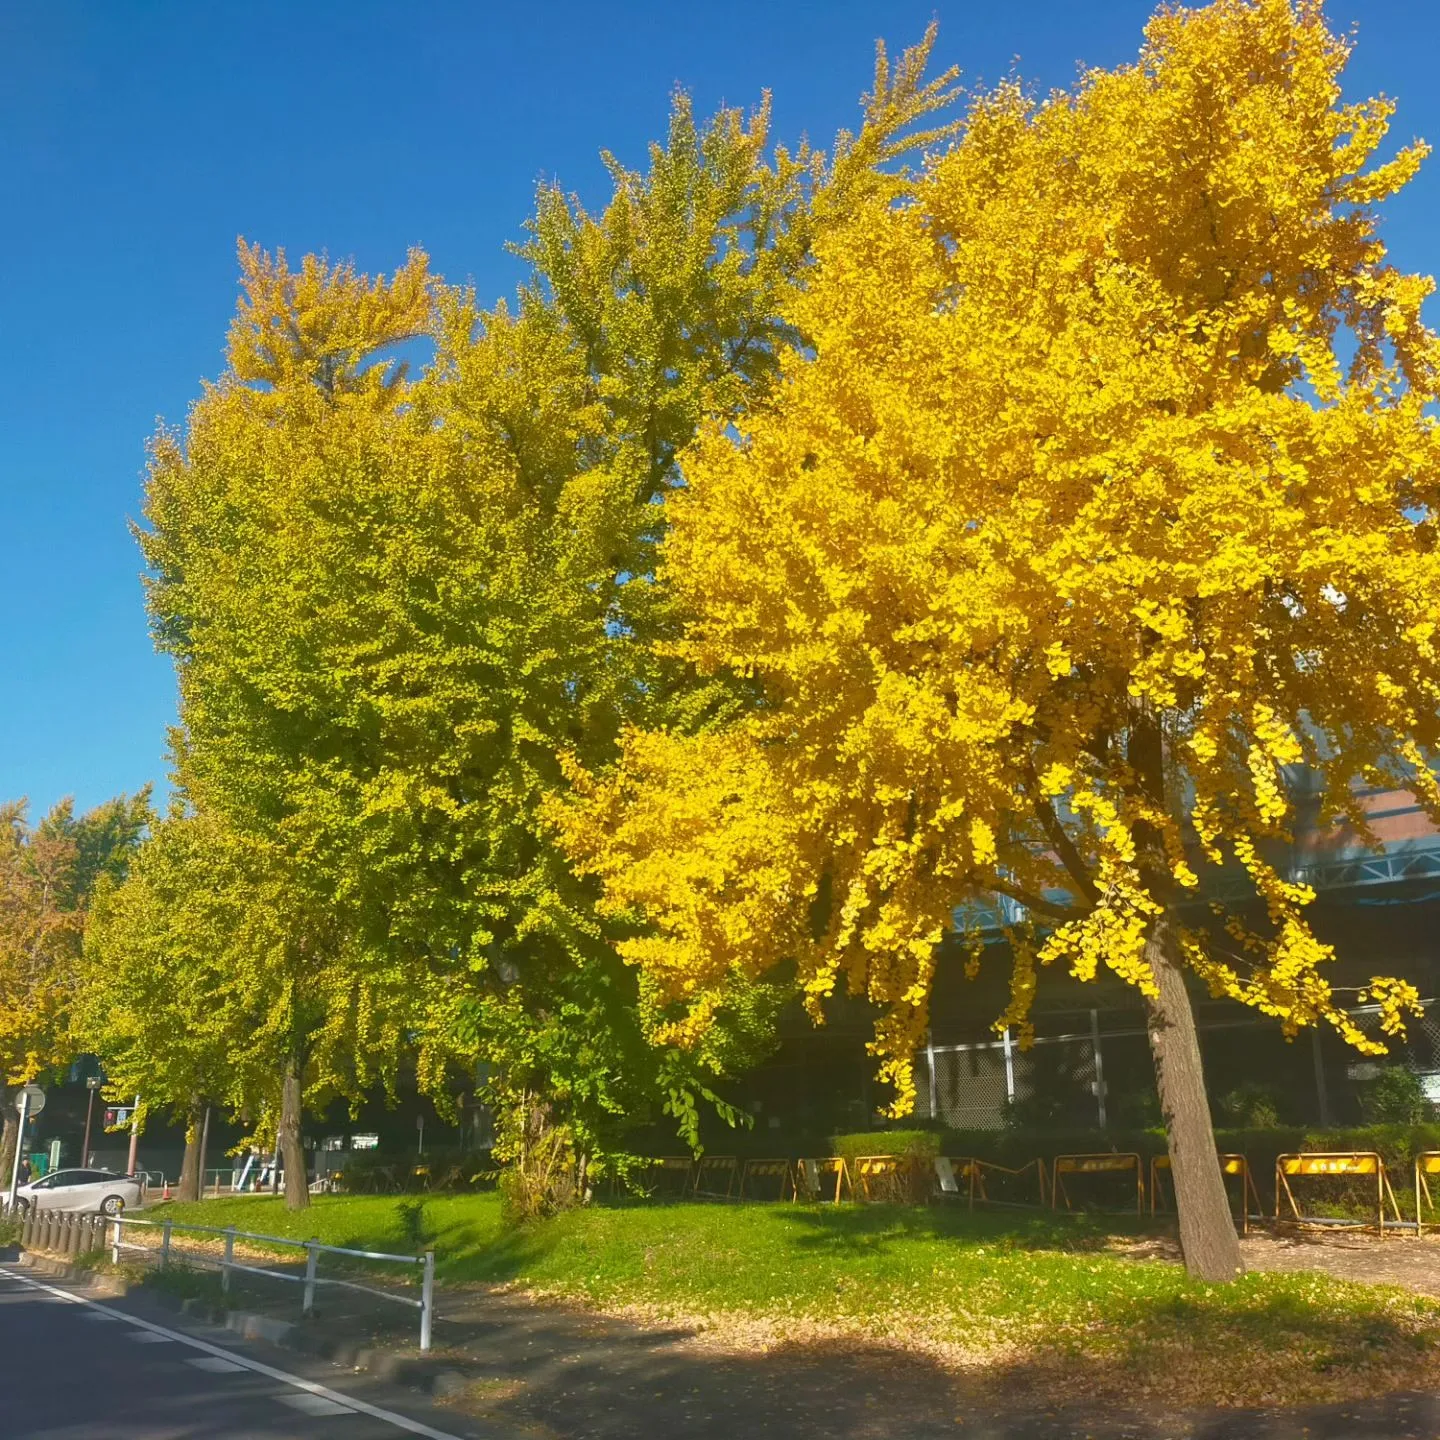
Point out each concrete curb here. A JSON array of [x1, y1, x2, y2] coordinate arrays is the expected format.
[[13, 1246, 469, 1402]]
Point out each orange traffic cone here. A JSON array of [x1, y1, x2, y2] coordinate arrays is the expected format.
[[162, 1179, 171, 1200]]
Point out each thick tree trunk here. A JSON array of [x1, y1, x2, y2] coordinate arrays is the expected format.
[[176, 1098, 204, 1203], [279, 1057, 309, 1211], [1145, 917, 1243, 1281]]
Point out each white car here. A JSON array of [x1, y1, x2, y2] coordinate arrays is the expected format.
[[14, 1168, 142, 1216]]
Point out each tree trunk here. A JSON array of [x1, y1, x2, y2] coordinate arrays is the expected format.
[[1145, 917, 1243, 1281], [0, 1102, 16, 1193], [279, 1056, 309, 1211], [176, 1098, 204, 1203]]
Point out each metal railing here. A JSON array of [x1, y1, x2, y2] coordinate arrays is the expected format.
[[106, 1213, 436, 1350]]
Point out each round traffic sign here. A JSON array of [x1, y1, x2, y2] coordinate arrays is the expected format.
[[15, 1084, 45, 1116]]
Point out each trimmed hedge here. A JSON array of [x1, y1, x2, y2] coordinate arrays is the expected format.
[[831, 1129, 942, 1163]]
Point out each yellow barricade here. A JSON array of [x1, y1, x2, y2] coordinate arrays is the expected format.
[[1275, 1152, 1403, 1232], [970, 1158, 1049, 1211], [853, 1155, 922, 1203], [1151, 1153, 1263, 1234], [738, 1158, 792, 1202], [643, 1156, 695, 1199], [1052, 1153, 1143, 1215], [1415, 1152, 1440, 1232], [794, 1156, 850, 1203], [932, 1156, 977, 1205], [691, 1154, 738, 1200]]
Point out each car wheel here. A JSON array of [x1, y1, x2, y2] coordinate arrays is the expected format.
[[99, 1195, 125, 1217], [12, 1198, 28, 1217]]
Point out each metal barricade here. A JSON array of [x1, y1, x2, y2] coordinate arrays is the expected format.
[[737, 1159, 792, 1201], [971, 1157, 1049, 1210], [642, 1157, 695, 1199], [1052, 1153, 1143, 1215], [794, 1157, 850, 1203], [1416, 1152, 1440, 1232], [691, 1155, 738, 1200], [105, 1214, 436, 1350], [1275, 1152, 1404, 1233], [1150, 1153, 1264, 1235]]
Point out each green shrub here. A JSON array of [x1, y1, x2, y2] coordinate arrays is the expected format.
[[1216, 1082, 1283, 1128], [1361, 1067, 1432, 1125], [830, 1129, 941, 1163]]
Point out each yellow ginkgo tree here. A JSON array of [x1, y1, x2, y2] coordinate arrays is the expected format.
[[556, 0, 1440, 1280]]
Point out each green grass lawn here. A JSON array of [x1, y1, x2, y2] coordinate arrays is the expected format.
[[153, 1193, 1440, 1409]]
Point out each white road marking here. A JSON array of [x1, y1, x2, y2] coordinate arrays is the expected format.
[[0, 1268, 467, 1439], [126, 1329, 174, 1342], [185, 1355, 247, 1373], [278, 1392, 357, 1417]]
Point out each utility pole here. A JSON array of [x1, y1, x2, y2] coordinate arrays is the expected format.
[[125, 1095, 141, 1175], [7, 1089, 31, 1211], [198, 1105, 212, 1197], [1090, 1009, 1109, 1129], [81, 1076, 102, 1165]]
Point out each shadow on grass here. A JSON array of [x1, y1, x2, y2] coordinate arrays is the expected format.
[[245, 1261, 1440, 1440], [761, 1200, 1153, 1255]]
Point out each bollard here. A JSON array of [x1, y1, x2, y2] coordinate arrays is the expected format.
[[302, 1240, 319, 1316], [419, 1249, 435, 1352], [160, 1217, 172, 1270], [19, 1208, 30, 1248], [222, 1226, 235, 1294], [110, 1215, 121, 1265]]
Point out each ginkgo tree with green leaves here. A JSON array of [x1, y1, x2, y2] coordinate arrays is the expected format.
[[556, 0, 1440, 1279], [139, 34, 962, 1208], [80, 807, 419, 1210]]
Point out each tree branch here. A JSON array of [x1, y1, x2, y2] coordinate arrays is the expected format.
[[983, 875, 1089, 922], [1022, 767, 1100, 905]]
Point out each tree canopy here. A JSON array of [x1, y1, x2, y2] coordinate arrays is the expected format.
[[554, 0, 1439, 1276], [0, 793, 149, 1174]]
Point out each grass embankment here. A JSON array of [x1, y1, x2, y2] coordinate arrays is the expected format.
[[156, 1193, 1440, 1409]]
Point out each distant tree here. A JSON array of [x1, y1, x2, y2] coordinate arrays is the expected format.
[[556, 0, 1438, 1278], [0, 793, 149, 1180], [80, 808, 417, 1210]]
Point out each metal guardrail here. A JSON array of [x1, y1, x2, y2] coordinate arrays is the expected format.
[[106, 1214, 436, 1350]]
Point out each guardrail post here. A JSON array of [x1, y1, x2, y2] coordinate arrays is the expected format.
[[302, 1240, 318, 1316], [110, 1215, 121, 1265], [419, 1249, 435, 1352], [160, 1217, 172, 1270], [221, 1226, 235, 1293]]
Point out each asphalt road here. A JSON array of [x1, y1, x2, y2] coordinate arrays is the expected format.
[[0, 1265, 497, 1440]]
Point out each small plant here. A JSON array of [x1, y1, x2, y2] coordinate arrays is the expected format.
[[397, 1199, 429, 1249]]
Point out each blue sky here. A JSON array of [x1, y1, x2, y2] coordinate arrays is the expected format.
[[1, 0, 1436, 818]]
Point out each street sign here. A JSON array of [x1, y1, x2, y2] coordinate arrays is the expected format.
[[15, 1084, 44, 1117]]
